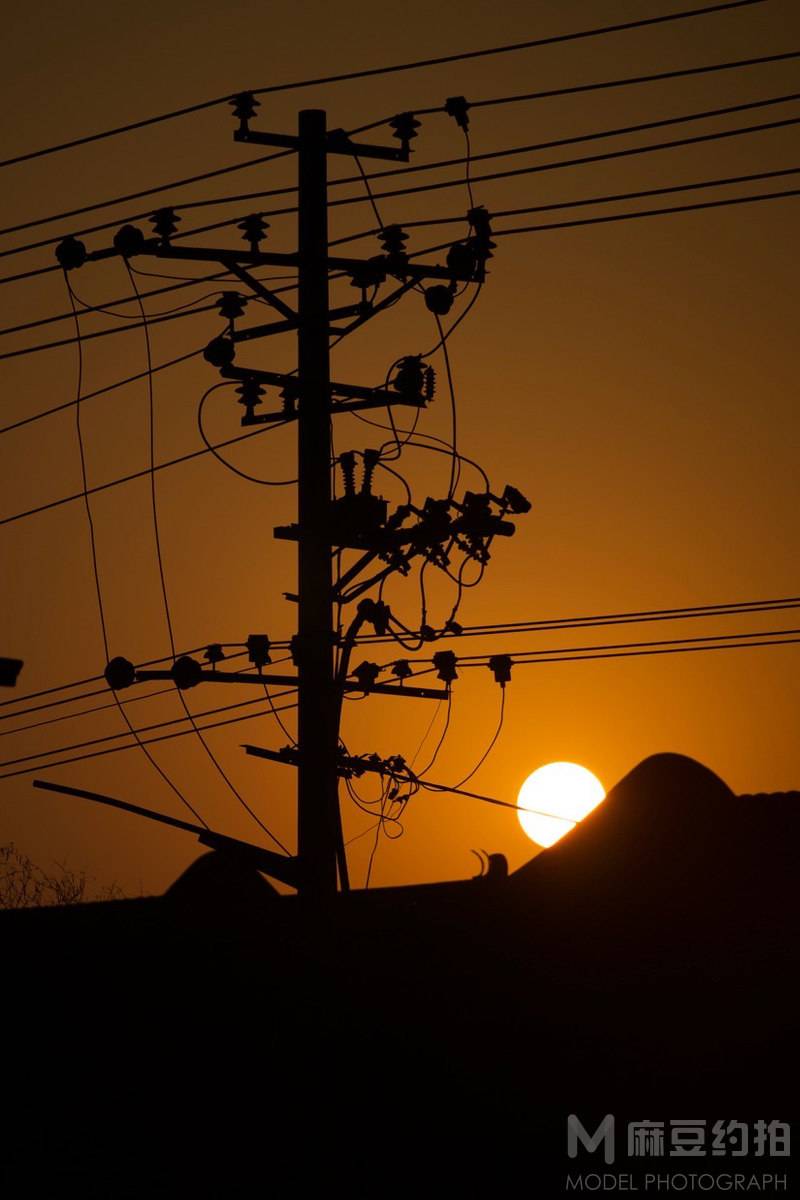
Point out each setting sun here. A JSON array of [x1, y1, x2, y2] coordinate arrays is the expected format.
[[517, 762, 606, 848]]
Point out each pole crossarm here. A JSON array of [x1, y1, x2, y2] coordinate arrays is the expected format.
[[231, 101, 412, 163], [59, 236, 479, 287], [133, 665, 446, 700], [225, 262, 298, 323], [219, 365, 428, 410], [243, 744, 419, 778], [236, 128, 411, 162]]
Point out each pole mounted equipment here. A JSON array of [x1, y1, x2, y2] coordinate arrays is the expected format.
[[52, 97, 530, 899]]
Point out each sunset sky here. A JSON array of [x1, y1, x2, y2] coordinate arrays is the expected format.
[[1, 0, 798, 896]]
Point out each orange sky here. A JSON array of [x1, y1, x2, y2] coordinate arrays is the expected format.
[[1, 0, 798, 895]]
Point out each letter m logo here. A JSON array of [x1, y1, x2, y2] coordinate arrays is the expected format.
[[567, 1114, 615, 1164]]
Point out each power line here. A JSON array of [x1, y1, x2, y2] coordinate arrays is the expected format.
[[8, 161, 794, 367], [356, 596, 800, 644], [0, 696, 299, 781], [5, 626, 794, 781], [0, 270, 231, 338], [0, 690, 297, 771], [451, 687, 506, 790], [0, 405, 294, 531], [4, 48, 793, 249], [362, 112, 800, 219], [0, 656, 273, 727], [0, 0, 767, 171], [406, 627, 800, 676], [488, 186, 800, 240], [1, 166, 796, 377], [2, 596, 795, 742], [8, 593, 794, 720], [0, 273, 301, 436], [0, 345, 204, 436], [69, 284, 212, 828], [419, 777, 552, 818], [341, 165, 800, 241], [0, 147, 292, 251], [0, 298, 220, 363], [2, 144, 797, 371], [433, 50, 800, 118], [3, 88, 796, 267], [127, 268, 289, 851]]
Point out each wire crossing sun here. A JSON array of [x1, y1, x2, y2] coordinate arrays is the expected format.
[[517, 762, 606, 848]]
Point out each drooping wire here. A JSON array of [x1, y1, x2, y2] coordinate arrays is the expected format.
[[128, 266, 290, 853], [0, 299, 221, 363], [433, 313, 459, 499], [263, 681, 297, 746], [196, 382, 298, 486], [451, 687, 506, 790], [414, 692, 453, 778], [65, 277, 209, 828]]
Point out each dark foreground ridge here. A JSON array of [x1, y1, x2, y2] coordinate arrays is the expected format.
[[2, 753, 798, 1191]]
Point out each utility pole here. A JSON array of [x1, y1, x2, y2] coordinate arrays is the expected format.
[[58, 95, 528, 901], [296, 109, 338, 898]]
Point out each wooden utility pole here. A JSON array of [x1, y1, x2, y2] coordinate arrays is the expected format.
[[296, 110, 339, 898]]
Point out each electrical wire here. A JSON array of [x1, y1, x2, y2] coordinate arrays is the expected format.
[[0, 270, 231, 338], [0, 1, 766, 170], [0, 683, 195, 738], [262, 681, 297, 746], [0, 696, 299, 782], [0, 146, 293, 245], [0, 270, 300, 435], [0, 346, 204, 437], [0, 299, 220, 362], [434, 313, 459, 499], [451, 688, 506, 790], [4, 88, 797, 269], [350, 48, 800, 133], [129, 270, 290, 852], [196, 382, 299, 486], [0, 414, 294, 529], [66, 277, 208, 827], [0, 689, 297, 771], [403, 626, 800, 678], [419, 777, 554, 818], [5, 595, 797, 721], [0, 648, 252, 718], [487, 187, 800, 240], [414, 693, 453, 778]]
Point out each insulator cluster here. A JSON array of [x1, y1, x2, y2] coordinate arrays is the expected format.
[[391, 355, 435, 404], [229, 91, 260, 135], [330, 449, 388, 548], [389, 112, 421, 156], [379, 224, 409, 273], [444, 96, 471, 132], [238, 212, 270, 252], [150, 207, 181, 245], [247, 634, 272, 669], [237, 378, 265, 424], [216, 292, 248, 324]]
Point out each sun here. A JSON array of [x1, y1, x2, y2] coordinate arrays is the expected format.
[[517, 762, 606, 848]]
